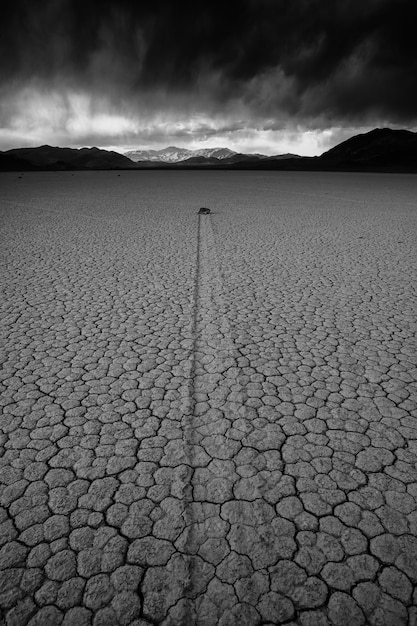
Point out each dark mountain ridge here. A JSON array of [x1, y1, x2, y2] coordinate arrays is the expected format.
[[320, 128, 417, 169], [3, 145, 135, 170]]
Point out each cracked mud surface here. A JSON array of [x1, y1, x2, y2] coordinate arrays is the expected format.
[[1, 170, 417, 625]]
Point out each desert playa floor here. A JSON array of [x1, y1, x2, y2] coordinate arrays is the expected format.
[[1, 170, 417, 625]]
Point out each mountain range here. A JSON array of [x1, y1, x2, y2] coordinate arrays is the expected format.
[[124, 146, 299, 163], [1, 128, 417, 172], [125, 146, 238, 162]]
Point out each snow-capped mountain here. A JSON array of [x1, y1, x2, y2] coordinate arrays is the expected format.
[[125, 146, 238, 162]]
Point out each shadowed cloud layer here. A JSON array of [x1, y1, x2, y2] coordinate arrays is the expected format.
[[1, 0, 416, 153]]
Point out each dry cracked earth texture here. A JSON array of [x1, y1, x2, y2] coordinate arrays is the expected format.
[[1, 170, 417, 626]]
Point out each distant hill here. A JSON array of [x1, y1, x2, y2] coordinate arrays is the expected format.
[[3, 145, 135, 170], [319, 128, 417, 170], [269, 153, 303, 160]]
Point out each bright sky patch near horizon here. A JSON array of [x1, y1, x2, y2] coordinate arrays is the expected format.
[[1, 0, 416, 156]]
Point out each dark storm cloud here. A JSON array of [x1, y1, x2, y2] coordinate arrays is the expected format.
[[0, 0, 417, 139]]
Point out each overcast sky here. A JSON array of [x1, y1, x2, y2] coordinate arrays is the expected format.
[[1, 0, 416, 155]]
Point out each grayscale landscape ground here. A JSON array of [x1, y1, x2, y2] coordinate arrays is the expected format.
[[1, 170, 416, 625]]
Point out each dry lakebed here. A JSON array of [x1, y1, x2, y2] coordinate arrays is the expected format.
[[1, 170, 417, 625]]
